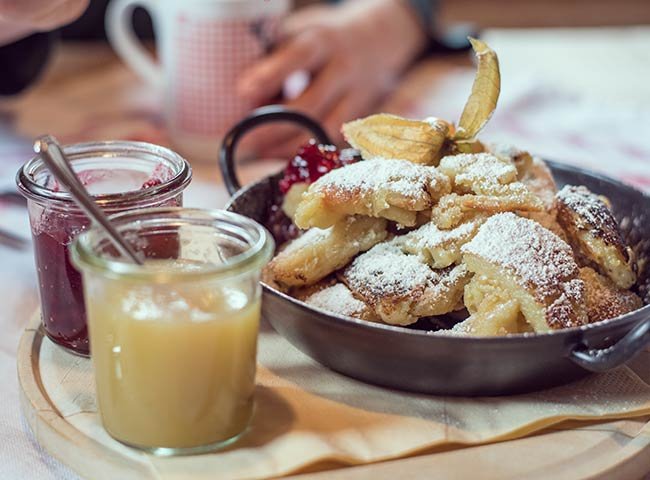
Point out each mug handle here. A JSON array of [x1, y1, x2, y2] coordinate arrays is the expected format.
[[219, 105, 332, 196], [105, 0, 163, 88], [569, 316, 650, 372]]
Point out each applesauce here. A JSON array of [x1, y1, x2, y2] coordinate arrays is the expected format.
[[71, 208, 273, 454], [89, 278, 259, 450]]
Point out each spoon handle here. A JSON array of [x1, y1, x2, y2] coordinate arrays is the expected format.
[[34, 135, 144, 265]]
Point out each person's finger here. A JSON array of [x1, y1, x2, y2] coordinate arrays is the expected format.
[[0, 0, 88, 28], [263, 131, 314, 160], [237, 30, 330, 104], [289, 58, 350, 119], [321, 88, 380, 145], [241, 61, 350, 156], [31, 0, 89, 30], [237, 122, 304, 159], [280, 4, 337, 38]]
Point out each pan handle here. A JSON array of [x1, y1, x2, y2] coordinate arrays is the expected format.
[[219, 105, 332, 196], [569, 317, 650, 373]]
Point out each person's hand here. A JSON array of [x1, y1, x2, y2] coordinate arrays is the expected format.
[[237, 0, 427, 158], [0, 0, 89, 44], [0, 0, 89, 30]]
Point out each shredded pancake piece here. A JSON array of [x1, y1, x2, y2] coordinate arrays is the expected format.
[[294, 158, 451, 229], [432, 153, 544, 228], [267, 216, 387, 287], [302, 282, 380, 322], [452, 274, 531, 336], [518, 157, 557, 210], [461, 212, 588, 332], [488, 144, 557, 209], [438, 152, 518, 195], [397, 217, 484, 268], [579, 267, 642, 323], [489, 143, 532, 169], [555, 185, 636, 289], [340, 241, 471, 326]]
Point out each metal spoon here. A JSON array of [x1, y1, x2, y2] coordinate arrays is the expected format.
[[33, 135, 144, 265]]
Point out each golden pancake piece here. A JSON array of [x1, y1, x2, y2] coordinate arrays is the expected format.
[[579, 267, 642, 323], [433, 153, 544, 228], [489, 144, 557, 210], [267, 216, 387, 287], [397, 217, 484, 268], [340, 241, 471, 326], [294, 158, 451, 229], [298, 281, 380, 322], [461, 212, 588, 332], [556, 185, 636, 289], [452, 274, 532, 336]]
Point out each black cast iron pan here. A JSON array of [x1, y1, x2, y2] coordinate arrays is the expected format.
[[219, 106, 650, 396]]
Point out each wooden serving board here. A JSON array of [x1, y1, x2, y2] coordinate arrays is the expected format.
[[18, 312, 650, 480]]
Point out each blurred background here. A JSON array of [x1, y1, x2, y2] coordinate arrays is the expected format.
[[1, 0, 649, 174]]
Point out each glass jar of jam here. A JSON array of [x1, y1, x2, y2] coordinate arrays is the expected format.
[[70, 207, 273, 454], [16, 141, 192, 356]]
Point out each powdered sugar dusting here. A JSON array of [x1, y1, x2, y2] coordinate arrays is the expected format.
[[279, 227, 329, 255], [424, 263, 470, 300], [556, 185, 623, 247], [545, 278, 586, 329], [400, 218, 481, 252], [439, 153, 517, 193], [305, 283, 369, 317], [462, 213, 586, 329], [312, 158, 448, 200], [342, 240, 467, 310], [344, 242, 433, 299], [462, 213, 579, 300]]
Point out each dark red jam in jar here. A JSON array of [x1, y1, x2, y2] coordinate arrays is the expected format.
[[16, 141, 192, 356]]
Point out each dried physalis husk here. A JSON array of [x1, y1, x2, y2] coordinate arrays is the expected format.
[[342, 114, 449, 165], [445, 139, 486, 156], [453, 38, 501, 142]]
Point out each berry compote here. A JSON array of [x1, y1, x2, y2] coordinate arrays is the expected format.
[[267, 140, 358, 245]]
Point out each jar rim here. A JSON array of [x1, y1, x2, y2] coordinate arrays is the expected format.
[[70, 207, 274, 282], [15, 141, 192, 209]]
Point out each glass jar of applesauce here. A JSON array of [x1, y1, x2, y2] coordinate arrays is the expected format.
[[70, 208, 273, 454], [16, 141, 192, 356]]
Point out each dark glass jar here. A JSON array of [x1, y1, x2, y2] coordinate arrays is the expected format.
[[16, 141, 192, 356]]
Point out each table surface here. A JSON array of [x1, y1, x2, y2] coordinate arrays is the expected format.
[[1, 27, 650, 480]]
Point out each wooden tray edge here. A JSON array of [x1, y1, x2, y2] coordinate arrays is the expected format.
[[17, 312, 157, 480]]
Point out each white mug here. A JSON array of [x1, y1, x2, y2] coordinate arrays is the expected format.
[[106, 0, 290, 161]]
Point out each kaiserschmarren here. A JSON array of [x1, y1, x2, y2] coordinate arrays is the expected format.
[[263, 38, 644, 336]]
